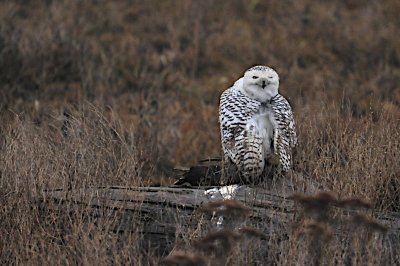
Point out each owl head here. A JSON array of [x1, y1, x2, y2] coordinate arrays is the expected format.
[[241, 66, 279, 102]]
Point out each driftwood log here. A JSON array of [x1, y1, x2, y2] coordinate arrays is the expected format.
[[38, 185, 400, 258]]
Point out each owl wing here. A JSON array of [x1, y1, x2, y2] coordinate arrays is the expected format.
[[271, 94, 297, 171], [219, 79, 262, 169]]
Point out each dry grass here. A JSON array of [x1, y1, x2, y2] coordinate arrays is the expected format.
[[164, 193, 392, 265], [1, 0, 399, 265]]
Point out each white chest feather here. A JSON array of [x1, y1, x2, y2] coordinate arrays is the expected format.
[[247, 106, 276, 157]]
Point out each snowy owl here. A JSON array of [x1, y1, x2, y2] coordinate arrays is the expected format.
[[219, 65, 297, 184]]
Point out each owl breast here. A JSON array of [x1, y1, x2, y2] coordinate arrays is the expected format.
[[248, 105, 276, 159]]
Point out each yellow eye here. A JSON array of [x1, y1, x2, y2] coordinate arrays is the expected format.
[[252, 76, 258, 79]]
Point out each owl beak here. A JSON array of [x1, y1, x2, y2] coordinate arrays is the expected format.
[[261, 80, 267, 89]]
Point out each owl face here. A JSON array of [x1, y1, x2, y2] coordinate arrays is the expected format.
[[241, 66, 279, 102]]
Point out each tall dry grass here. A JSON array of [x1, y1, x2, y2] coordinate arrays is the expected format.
[[1, 106, 154, 265], [163, 192, 393, 265], [0, 0, 399, 264]]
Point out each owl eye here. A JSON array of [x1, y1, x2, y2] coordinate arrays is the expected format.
[[268, 76, 273, 79], [252, 76, 258, 79]]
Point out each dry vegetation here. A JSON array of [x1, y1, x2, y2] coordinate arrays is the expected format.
[[0, 0, 399, 265], [162, 193, 392, 265]]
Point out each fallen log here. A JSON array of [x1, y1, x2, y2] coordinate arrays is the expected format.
[[38, 184, 400, 259]]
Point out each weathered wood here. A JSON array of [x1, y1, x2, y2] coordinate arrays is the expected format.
[[38, 185, 400, 257]]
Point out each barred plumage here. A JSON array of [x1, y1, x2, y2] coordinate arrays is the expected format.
[[219, 66, 297, 183]]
